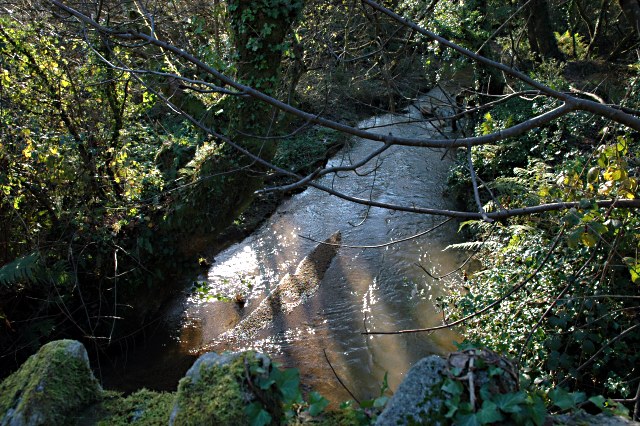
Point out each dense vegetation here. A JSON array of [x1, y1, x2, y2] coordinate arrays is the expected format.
[[1, 0, 639, 423]]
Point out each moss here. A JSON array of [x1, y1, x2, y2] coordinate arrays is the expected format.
[[170, 352, 255, 425], [0, 340, 101, 425], [97, 389, 175, 425]]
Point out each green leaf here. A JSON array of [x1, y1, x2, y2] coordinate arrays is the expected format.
[[274, 368, 301, 403], [373, 396, 389, 409], [454, 412, 481, 426], [0, 252, 41, 286], [548, 387, 581, 410], [623, 258, 640, 283], [244, 402, 272, 426], [580, 232, 597, 247], [256, 376, 275, 390], [442, 378, 464, 396], [588, 395, 606, 409], [528, 394, 547, 426], [476, 400, 504, 424], [493, 392, 526, 413], [566, 228, 582, 249], [308, 392, 329, 416], [359, 399, 374, 409], [444, 396, 461, 418]]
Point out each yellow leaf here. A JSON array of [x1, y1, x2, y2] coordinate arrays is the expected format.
[[580, 232, 597, 247]]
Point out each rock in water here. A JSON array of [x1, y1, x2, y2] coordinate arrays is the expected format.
[[0, 340, 102, 426]]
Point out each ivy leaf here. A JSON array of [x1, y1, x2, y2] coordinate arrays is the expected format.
[[308, 391, 329, 416], [442, 378, 464, 396], [275, 368, 301, 404], [476, 400, 504, 424], [580, 232, 597, 247], [548, 387, 578, 410], [454, 412, 481, 426], [244, 402, 272, 426], [623, 258, 640, 283], [566, 228, 582, 249], [493, 392, 526, 414], [588, 395, 606, 409]]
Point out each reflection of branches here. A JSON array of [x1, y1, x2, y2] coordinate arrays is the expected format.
[[362, 226, 565, 335]]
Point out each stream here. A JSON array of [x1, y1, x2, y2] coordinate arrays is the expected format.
[[101, 86, 466, 403]]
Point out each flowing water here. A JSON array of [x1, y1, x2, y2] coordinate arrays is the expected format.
[[101, 88, 466, 402]]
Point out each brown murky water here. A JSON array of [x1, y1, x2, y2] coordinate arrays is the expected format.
[[100, 87, 466, 402]]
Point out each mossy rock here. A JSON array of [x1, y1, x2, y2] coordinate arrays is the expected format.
[[96, 389, 175, 425], [169, 351, 281, 426], [0, 339, 101, 425]]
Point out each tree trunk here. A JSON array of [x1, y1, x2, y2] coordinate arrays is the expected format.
[[523, 0, 564, 60], [618, 0, 640, 39]]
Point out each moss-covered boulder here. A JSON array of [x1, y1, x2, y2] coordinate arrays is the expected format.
[[169, 351, 281, 426], [0, 339, 101, 425]]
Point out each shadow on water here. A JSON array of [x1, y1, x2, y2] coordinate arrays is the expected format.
[[99, 85, 468, 400]]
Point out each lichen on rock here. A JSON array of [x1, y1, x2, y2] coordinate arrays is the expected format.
[[0, 339, 101, 426], [375, 356, 448, 426]]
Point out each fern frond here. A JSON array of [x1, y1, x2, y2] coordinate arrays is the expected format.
[[445, 241, 501, 251], [0, 252, 41, 287]]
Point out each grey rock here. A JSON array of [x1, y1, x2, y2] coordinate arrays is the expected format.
[[553, 411, 639, 425], [376, 356, 448, 426]]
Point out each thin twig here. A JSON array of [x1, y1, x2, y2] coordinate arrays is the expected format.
[[323, 349, 360, 404], [558, 324, 640, 388], [299, 217, 454, 249], [468, 147, 491, 222]]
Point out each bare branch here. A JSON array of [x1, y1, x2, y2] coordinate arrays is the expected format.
[[298, 217, 454, 249]]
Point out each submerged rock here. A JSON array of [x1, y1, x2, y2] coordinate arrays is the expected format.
[[0, 339, 101, 426], [202, 231, 341, 351]]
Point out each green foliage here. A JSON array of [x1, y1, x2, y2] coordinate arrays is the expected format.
[[273, 127, 343, 173], [0, 253, 41, 287], [555, 31, 587, 59], [445, 63, 640, 408]]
